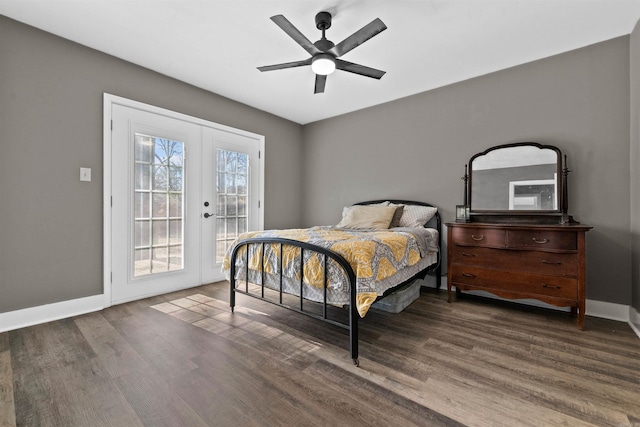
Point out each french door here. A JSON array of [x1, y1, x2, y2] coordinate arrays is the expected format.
[[201, 127, 261, 283], [108, 98, 262, 304]]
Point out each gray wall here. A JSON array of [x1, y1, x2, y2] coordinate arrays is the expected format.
[[631, 20, 640, 315], [303, 36, 631, 305], [0, 16, 304, 313], [1, 14, 636, 314]]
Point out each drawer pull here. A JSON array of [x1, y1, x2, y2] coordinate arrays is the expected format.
[[542, 283, 562, 289], [542, 260, 562, 265], [532, 238, 549, 244], [471, 235, 485, 241], [462, 252, 478, 258], [462, 273, 476, 278]]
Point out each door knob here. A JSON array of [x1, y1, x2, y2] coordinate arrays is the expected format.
[[204, 212, 215, 218]]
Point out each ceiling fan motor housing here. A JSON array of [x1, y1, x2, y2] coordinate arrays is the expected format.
[[315, 11, 332, 30], [314, 38, 335, 52]]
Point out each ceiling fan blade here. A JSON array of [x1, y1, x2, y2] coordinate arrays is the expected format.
[[335, 59, 386, 79], [314, 74, 327, 94], [331, 18, 387, 57], [270, 15, 322, 57], [257, 58, 312, 72]]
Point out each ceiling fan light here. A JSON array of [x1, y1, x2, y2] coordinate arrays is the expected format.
[[311, 54, 336, 75]]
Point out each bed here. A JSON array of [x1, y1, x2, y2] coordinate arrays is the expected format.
[[222, 200, 441, 366]]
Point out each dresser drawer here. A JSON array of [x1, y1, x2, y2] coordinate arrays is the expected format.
[[507, 229, 577, 251], [449, 245, 578, 276], [450, 264, 578, 299], [450, 227, 506, 248]]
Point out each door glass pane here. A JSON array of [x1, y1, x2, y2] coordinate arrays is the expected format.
[[217, 194, 226, 217], [169, 219, 182, 244], [168, 193, 182, 217], [216, 148, 249, 263], [227, 195, 237, 217], [152, 220, 168, 245], [169, 167, 183, 191], [134, 134, 185, 276], [135, 220, 150, 247], [237, 154, 248, 175], [135, 192, 150, 218], [238, 196, 246, 215], [225, 173, 236, 194], [135, 163, 150, 190], [237, 175, 247, 195], [216, 173, 225, 193], [153, 165, 168, 190], [225, 151, 237, 173], [216, 219, 226, 240], [152, 193, 167, 217], [226, 218, 237, 239]]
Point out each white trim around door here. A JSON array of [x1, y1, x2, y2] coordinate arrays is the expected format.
[[103, 93, 265, 308]]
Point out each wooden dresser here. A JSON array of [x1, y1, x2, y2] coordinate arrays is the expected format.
[[446, 222, 592, 329]]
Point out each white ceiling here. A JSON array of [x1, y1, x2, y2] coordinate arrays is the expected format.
[[2, 0, 640, 124]]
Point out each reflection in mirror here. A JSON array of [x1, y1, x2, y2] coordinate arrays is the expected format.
[[470, 144, 561, 212]]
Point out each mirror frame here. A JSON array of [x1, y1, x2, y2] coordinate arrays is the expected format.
[[468, 142, 565, 223]]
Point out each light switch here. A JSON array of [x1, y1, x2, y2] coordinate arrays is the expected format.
[[80, 167, 91, 182]]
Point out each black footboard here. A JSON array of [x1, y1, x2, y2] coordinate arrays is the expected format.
[[229, 237, 361, 366]]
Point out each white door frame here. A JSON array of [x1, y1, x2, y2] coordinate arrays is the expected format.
[[103, 93, 265, 308]]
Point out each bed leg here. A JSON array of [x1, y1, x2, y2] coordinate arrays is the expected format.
[[230, 279, 236, 313], [350, 303, 359, 368]]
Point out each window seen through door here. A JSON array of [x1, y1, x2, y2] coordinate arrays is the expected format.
[[134, 134, 185, 276], [216, 149, 248, 263]]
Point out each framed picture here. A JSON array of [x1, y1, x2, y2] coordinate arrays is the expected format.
[[456, 205, 470, 222]]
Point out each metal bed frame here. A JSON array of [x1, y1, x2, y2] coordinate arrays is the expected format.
[[229, 200, 442, 367]]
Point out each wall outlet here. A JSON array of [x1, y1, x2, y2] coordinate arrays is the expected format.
[[80, 167, 91, 182]]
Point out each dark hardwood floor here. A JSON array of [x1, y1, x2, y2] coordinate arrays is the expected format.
[[2, 282, 640, 426]]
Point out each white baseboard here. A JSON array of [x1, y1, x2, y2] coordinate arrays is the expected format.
[[586, 299, 630, 322], [630, 306, 640, 339], [0, 294, 104, 333]]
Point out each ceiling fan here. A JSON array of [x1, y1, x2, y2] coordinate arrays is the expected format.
[[257, 11, 387, 94]]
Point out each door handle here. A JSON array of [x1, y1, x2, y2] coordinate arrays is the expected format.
[[204, 213, 216, 218]]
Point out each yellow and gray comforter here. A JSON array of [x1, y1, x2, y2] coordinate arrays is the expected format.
[[222, 226, 438, 317]]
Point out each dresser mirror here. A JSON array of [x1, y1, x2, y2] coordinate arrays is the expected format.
[[468, 142, 572, 223]]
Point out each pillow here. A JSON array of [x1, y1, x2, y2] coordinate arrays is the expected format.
[[389, 205, 404, 228], [342, 201, 389, 219], [396, 204, 438, 228], [336, 205, 397, 230]]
